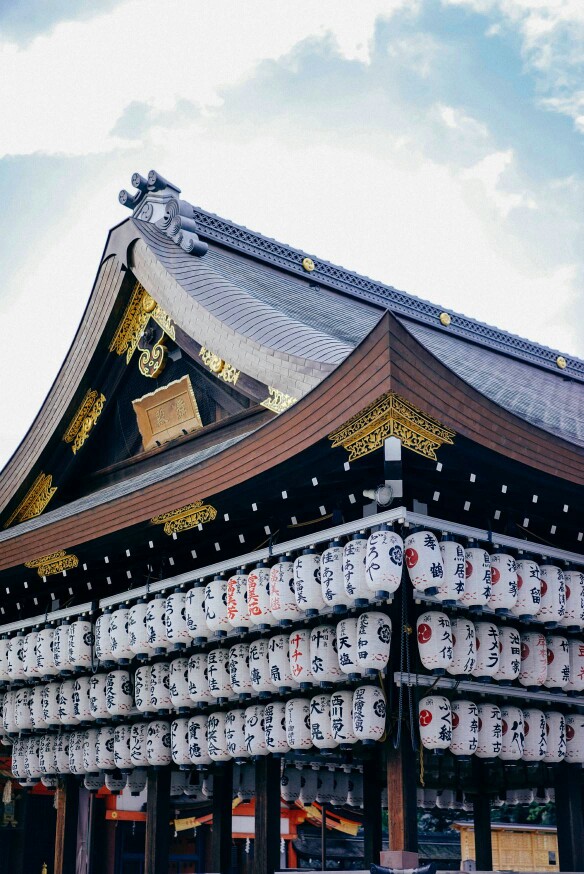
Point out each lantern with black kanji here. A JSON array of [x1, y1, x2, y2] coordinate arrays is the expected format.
[[365, 525, 403, 599], [225, 708, 248, 760], [68, 619, 94, 670], [499, 706, 524, 760], [522, 708, 547, 762], [494, 626, 521, 684], [519, 631, 547, 688], [438, 535, 466, 605], [185, 583, 210, 642], [294, 548, 324, 616], [544, 711, 566, 763], [461, 541, 491, 609], [96, 726, 116, 771], [206, 648, 231, 702], [330, 690, 357, 747], [538, 564, 566, 627], [83, 728, 100, 774], [188, 715, 212, 766], [169, 657, 190, 712], [476, 703, 502, 759], [109, 608, 133, 664], [248, 639, 273, 697], [23, 631, 39, 679], [150, 662, 172, 715], [39, 734, 58, 776], [113, 724, 133, 772], [244, 704, 267, 758], [165, 591, 191, 649], [270, 555, 300, 625], [566, 639, 584, 692], [356, 611, 391, 675], [416, 611, 453, 675], [352, 685, 386, 743], [450, 700, 479, 759], [94, 613, 114, 667], [310, 693, 338, 750], [171, 717, 192, 768], [52, 624, 71, 675], [321, 539, 351, 612], [264, 701, 290, 755], [268, 634, 297, 693], [418, 696, 452, 752], [130, 722, 149, 769], [88, 673, 109, 722], [128, 599, 153, 660], [188, 653, 214, 705], [488, 548, 517, 614], [247, 563, 274, 630], [281, 765, 302, 802], [227, 571, 252, 632], [145, 596, 169, 655], [562, 569, 584, 632], [545, 635, 570, 689], [30, 684, 47, 730], [106, 670, 133, 718], [511, 557, 541, 620], [472, 622, 499, 681], [404, 528, 444, 596], [146, 720, 172, 767], [564, 715, 584, 764], [447, 618, 476, 676], [285, 698, 312, 750], [343, 532, 370, 606], [310, 625, 343, 686], [229, 643, 253, 700], [205, 577, 230, 637], [36, 627, 59, 678], [134, 665, 154, 715], [336, 617, 360, 680]]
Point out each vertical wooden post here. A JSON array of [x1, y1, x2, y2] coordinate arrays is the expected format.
[[54, 775, 80, 874], [212, 761, 233, 874], [555, 762, 584, 873], [384, 740, 418, 866], [254, 755, 280, 874], [472, 793, 492, 871], [321, 801, 327, 871], [363, 757, 382, 866], [145, 767, 171, 874]]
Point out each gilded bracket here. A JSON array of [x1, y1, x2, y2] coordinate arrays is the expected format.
[[4, 472, 58, 528], [328, 391, 455, 461], [151, 499, 218, 536], [25, 550, 79, 577], [199, 346, 240, 385], [109, 281, 175, 364], [63, 389, 106, 453], [261, 386, 297, 414]]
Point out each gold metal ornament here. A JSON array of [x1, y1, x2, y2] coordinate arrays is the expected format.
[[151, 500, 218, 535], [63, 389, 106, 453], [439, 312, 451, 326], [261, 387, 297, 414], [4, 473, 58, 528], [110, 281, 175, 363], [199, 347, 240, 384], [302, 257, 315, 272], [24, 550, 79, 577], [138, 336, 167, 378], [556, 356, 567, 370]]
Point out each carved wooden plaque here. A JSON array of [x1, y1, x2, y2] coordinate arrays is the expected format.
[[132, 375, 202, 451]]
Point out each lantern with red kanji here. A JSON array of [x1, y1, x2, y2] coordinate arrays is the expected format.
[[565, 639, 584, 693], [289, 628, 312, 689], [417, 611, 453, 675], [247, 563, 274, 630], [227, 571, 252, 632], [518, 631, 548, 688], [418, 695, 452, 752]]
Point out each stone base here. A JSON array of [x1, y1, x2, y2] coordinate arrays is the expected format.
[[379, 849, 420, 868]]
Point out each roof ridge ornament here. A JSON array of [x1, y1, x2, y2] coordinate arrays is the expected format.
[[119, 169, 208, 257]]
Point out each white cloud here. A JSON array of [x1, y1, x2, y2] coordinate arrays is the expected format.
[[461, 149, 537, 217]]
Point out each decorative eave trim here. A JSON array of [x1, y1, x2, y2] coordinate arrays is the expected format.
[[199, 347, 240, 384], [24, 549, 78, 577], [63, 389, 106, 453], [260, 387, 297, 414], [151, 500, 217, 535], [4, 473, 57, 528], [109, 281, 175, 363]]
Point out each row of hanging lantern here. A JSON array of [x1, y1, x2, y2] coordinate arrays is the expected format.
[[416, 610, 584, 690], [418, 696, 584, 764], [417, 788, 473, 812], [492, 787, 555, 807], [280, 763, 364, 808]]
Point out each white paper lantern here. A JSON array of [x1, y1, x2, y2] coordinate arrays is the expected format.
[[229, 643, 253, 700], [247, 563, 274, 629], [202, 775, 213, 798], [36, 628, 59, 678], [54, 733, 72, 774], [11, 738, 26, 780], [25, 735, 42, 781], [436, 789, 455, 810], [352, 685, 386, 743], [171, 717, 192, 768], [565, 715, 584, 764], [96, 726, 116, 770], [511, 558, 541, 620], [494, 626, 521, 684], [58, 680, 80, 726], [333, 770, 350, 807], [472, 622, 500, 681], [522, 708, 547, 761], [23, 631, 39, 679], [566, 639, 584, 692], [508, 788, 534, 806], [417, 612, 452, 675], [404, 529, 444, 596], [245, 704, 267, 757], [134, 666, 155, 714], [488, 550, 518, 614], [335, 618, 360, 680], [109, 608, 133, 664], [183, 773, 205, 799], [248, 639, 272, 697], [269, 556, 299, 625], [330, 690, 357, 747], [460, 544, 491, 609], [188, 653, 214, 704], [294, 549, 324, 615], [519, 631, 547, 688], [310, 693, 338, 750], [42, 682, 61, 729], [94, 613, 114, 666], [281, 765, 301, 802], [347, 772, 363, 809], [39, 734, 58, 775], [128, 600, 154, 660], [145, 597, 169, 654], [544, 711, 566, 763], [286, 698, 312, 750], [310, 625, 342, 686], [365, 526, 403, 599], [150, 662, 172, 714], [14, 688, 33, 731], [206, 649, 231, 701], [170, 770, 188, 796], [30, 684, 47, 730], [268, 635, 297, 692], [165, 591, 190, 649], [130, 723, 149, 768], [53, 625, 72, 674], [316, 769, 335, 804], [206, 712, 230, 762], [113, 724, 133, 771], [127, 768, 147, 795], [88, 673, 109, 722], [437, 536, 465, 605], [106, 670, 134, 717], [146, 720, 172, 766], [356, 611, 391, 675], [447, 618, 476, 676], [299, 768, 318, 804], [105, 771, 127, 794], [169, 658, 191, 712], [450, 700, 479, 758], [321, 539, 351, 612], [0, 638, 9, 684], [227, 571, 252, 631], [499, 706, 524, 760], [545, 635, 570, 689], [68, 620, 94, 670], [225, 708, 248, 760], [539, 564, 566, 627], [188, 715, 212, 766], [562, 570, 584, 631], [185, 584, 210, 642], [476, 703, 502, 759], [263, 701, 289, 755], [205, 577, 230, 637], [236, 762, 255, 801], [343, 533, 370, 605], [418, 696, 452, 751], [288, 628, 312, 688], [7, 635, 26, 681]]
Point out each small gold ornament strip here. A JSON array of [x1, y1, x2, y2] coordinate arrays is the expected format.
[[199, 347, 240, 384], [109, 281, 175, 363], [24, 550, 79, 577], [4, 473, 58, 528], [260, 386, 297, 414], [63, 389, 106, 453], [151, 499, 218, 536]]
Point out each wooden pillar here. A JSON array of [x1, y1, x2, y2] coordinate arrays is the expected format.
[[212, 761, 233, 874], [254, 755, 280, 874], [555, 762, 584, 873], [145, 767, 171, 874], [383, 740, 418, 868], [321, 801, 328, 871], [363, 757, 382, 866], [472, 792, 492, 871], [54, 775, 80, 874]]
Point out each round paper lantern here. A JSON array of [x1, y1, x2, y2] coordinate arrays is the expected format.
[[333, 771, 349, 807], [499, 707, 525, 760], [84, 772, 104, 792], [472, 622, 500, 681], [0, 639, 9, 685], [330, 690, 357, 747], [316, 769, 335, 804], [39, 734, 58, 775], [310, 625, 342, 686], [11, 738, 26, 780], [488, 550, 518, 614], [188, 653, 214, 704], [145, 597, 169, 655], [206, 712, 230, 762], [25, 736, 42, 780], [343, 533, 370, 605], [42, 682, 61, 729], [544, 711, 566, 763], [183, 774, 204, 800], [105, 771, 127, 794], [476, 703, 502, 759], [281, 765, 301, 802], [294, 548, 324, 615], [321, 539, 351, 613], [53, 624, 72, 675], [562, 570, 584, 631], [88, 673, 109, 722], [460, 543, 491, 609], [299, 768, 318, 804], [225, 709, 248, 760], [236, 763, 255, 801], [169, 770, 187, 796], [55, 733, 72, 775], [94, 613, 114, 666], [356, 611, 391, 675], [564, 715, 584, 764], [447, 618, 476, 676], [244, 704, 267, 757], [522, 708, 547, 761], [268, 635, 296, 693], [335, 618, 360, 680], [248, 639, 272, 697], [519, 631, 547, 688], [450, 700, 479, 759], [227, 571, 252, 632], [109, 608, 133, 664], [134, 666, 155, 714], [23, 631, 39, 679], [128, 600, 153, 660], [127, 768, 147, 795], [417, 612, 453, 675], [146, 720, 172, 766], [418, 696, 452, 751], [68, 620, 94, 670], [171, 717, 192, 768], [404, 529, 443, 596], [288, 628, 312, 688], [130, 723, 149, 768], [545, 635, 570, 689], [7, 635, 26, 681], [185, 583, 210, 642], [539, 564, 566, 627], [202, 775, 214, 799], [188, 715, 212, 766], [263, 701, 289, 755], [247, 563, 274, 629], [229, 643, 253, 700], [58, 680, 80, 726], [436, 790, 455, 810], [365, 525, 403, 599], [269, 555, 299, 625], [96, 726, 116, 771], [205, 577, 230, 637], [310, 694, 337, 750], [206, 649, 231, 701], [106, 670, 134, 717], [494, 626, 521, 684], [30, 684, 47, 730], [165, 591, 190, 649], [113, 724, 133, 772], [286, 698, 312, 750], [14, 688, 32, 731], [352, 685, 386, 743], [36, 628, 59, 678], [511, 558, 541, 620], [437, 536, 466, 605], [566, 639, 584, 693], [169, 658, 191, 712], [150, 662, 172, 714], [347, 772, 363, 809]]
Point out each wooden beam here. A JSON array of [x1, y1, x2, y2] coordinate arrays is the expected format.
[[472, 790, 492, 870], [212, 761, 233, 874], [363, 757, 383, 866], [254, 756, 280, 874], [555, 762, 584, 873], [145, 767, 171, 874], [54, 776, 80, 874]]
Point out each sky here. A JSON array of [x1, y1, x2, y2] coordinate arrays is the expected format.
[[0, 0, 583, 468]]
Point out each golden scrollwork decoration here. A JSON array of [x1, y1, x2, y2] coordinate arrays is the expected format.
[[199, 346, 240, 384], [138, 336, 167, 378], [328, 391, 455, 462], [24, 550, 79, 577], [151, 500, 218, 536], [63, 389, 106, 453], [261, 386, 297, 414], [109, 281, 175, 364], [4, 473, 58, 528]]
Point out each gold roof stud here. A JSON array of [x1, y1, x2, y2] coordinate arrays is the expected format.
[[142, 294, 157, 313], [556, 355, 567, 370], [302, 257, 315, 273], [439, 312, 451, 327]]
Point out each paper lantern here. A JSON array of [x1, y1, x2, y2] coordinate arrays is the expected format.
[[417, 611, 453, 675], [447, 618, 476, 676], [247, 639, 272, 697], [134, 666, 155, 714], [109, 608, 133, 664], [310, 694, 338, 750], [299, 768, 318, 804], [539, 564, 566, 627], [105, 771, 127, 794], [264, 701, 289, 755], [347, 772, 363, 809], [236, 762, 255, 801], [39, 734, 58, 775], [285, 698, 312, 750], [165, 591, 190, 649], [519, 631, 547, 688], [25, 735, 42, 781], [544, 712, 566, 763], [321, 539, 351, 612], [499, 706, 524, 760], [55, 733, 73, 775], [288, 628, 312, 688], [269, 555, 300, 625], [205, 577, 230, 636], [171, 717, 192, 768], [183, 774, 204, 800], [206, 648, 231, 701], [113, 724, 133, 772], [247, 563, 274, 629], [334, 618, 360, 680], [564, 715, 584, 764], [294, 548, 324, 615], [494, 627, 521, 684], [53, 624, 72, 674], [146, 720, 172, 766], [130, 723, 149, 768], [227, 571, 252, 632], [330, 690, 357, 747], [562, 570, 584, 632], [127, 768, 147, 795], [185, 583, 210, 642], [128, 600, 153, 660], [472, 622, 500, 681], [68, 620, 94, 670], [450, 700, 479, 758], [41, 682, 61, 729], [244, 704, 267, 757], [476, 703, 502, 759], [94, 613, 114, 666], [88, 673, 109, 722], [228, 643, 253, 700], [488, 550, 518, 614], [356, 611, 391, 675], [268, 635, 297, 693], [14, 688, 33, 731], [188, 653, 214, 704], [11, 738, 26, 780], [365, 525, 403, 599], [352, 685, 386, 743], [508, 789, 534, 806], [169, 658, 191, 712], [0, 639, 9, 684], [106, 670, 134, 717], [206, 712, 231, 762], [332, 771, 349, 807], [436, 537, 465, 605], [169, 770, 187, 796], [511, 558, 541, 620], [310, 625, 343, 686], [566, 640, 584, 693], [522, 708, 547, 761], [316, 769, 335, 804], [145, 597, 169, 655], [225, 708, 248, 760], [96, 726, 116, 771], [188, 715, 212, 766], [23, 631, 39, 679], [30, 684, 47, 731], [460, 543, 491, 609], [202, 775, 214, 799], [7, 635, 26, 681], [404, 529, 443, 596], [343, 533, 370, 605], [545, 635, 570, 689], [436, 789, 455, 810], [58, 680, 80, 726], [150, 662, 172, 714], [418, 696, 452, 751], [36, 628, 59, 679], [281, 765, 301, 802]]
